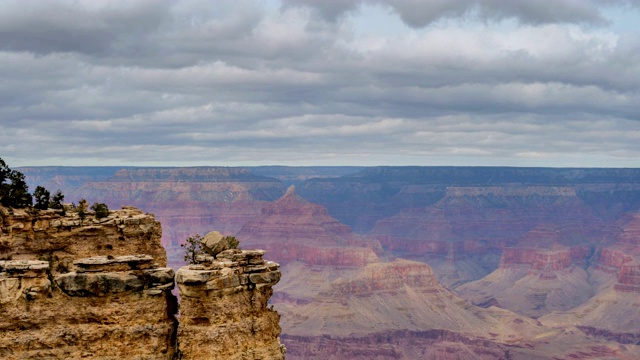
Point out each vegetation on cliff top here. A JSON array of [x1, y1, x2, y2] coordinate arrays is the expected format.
[[0, 157, 65, 211]]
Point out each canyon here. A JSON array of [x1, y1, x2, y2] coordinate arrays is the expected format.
[[18, 165, 640, 359]]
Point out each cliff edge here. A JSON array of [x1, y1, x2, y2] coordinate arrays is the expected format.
[[0, 205, 284, 359]]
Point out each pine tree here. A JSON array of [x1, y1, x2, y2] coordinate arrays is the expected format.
[[33, 186, 51, 210]]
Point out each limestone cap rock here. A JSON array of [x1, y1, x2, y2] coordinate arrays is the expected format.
[[201, 231, 234, 257]]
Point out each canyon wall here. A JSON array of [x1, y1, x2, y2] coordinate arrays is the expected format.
[[16, 165, 640, 359]]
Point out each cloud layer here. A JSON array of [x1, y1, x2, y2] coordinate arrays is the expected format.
[[0, 0, 639, 166]]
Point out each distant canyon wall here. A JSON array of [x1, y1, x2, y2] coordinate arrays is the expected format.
[[16, 166, 640, 359]]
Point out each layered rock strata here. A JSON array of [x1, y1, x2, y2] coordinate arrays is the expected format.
[[0, 260, 176, 360], [0, 206, 284, 360], [176, 248, 285, 359], [238, 186, 380, 266], [538, 212, 640, 343], [276, 259, 637, 359], [0, 206, 178, 359], [0, 206, 167, 267], [457, 244, 597, 318]]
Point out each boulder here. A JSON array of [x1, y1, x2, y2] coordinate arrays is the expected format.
[[201, 231, 234, 257]]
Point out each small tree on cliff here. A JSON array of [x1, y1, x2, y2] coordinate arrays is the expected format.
[[224, 236, 240, 250], [33, 186, 51, 210], [0, 157, 32, 208], [50, 190, 65, 214], [182, 234, 204, 265]]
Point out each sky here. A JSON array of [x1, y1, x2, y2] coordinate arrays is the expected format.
[[1, 0, 639, 167]]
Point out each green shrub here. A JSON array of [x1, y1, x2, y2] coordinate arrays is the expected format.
[[90, 202, 110, 219], [224, 236, 240, 249]]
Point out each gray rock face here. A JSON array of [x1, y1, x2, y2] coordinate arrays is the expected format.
[[55, 255, 174, 296], [200, 231, 233, 257], [0, 260, 49, 273], [56, 271, 145, 296]]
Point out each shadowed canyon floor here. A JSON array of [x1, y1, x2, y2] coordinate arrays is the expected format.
[[20, 166, 640, 359]]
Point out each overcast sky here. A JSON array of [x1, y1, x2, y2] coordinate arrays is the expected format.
[[1, 0, 639, 167]]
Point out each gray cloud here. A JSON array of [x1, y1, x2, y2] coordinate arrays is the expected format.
[[284, 0, 640, 27], [0, 0, 172, 56], [0, 0, 638, 167], [385, 0, 605, 27]]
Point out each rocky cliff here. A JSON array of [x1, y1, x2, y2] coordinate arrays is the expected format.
[[0, 206, 177, 359], [0, 206, 283, 360], [537, 211, 640, 343], [237, 186, 380, 266], [176, 249, 285, 359]]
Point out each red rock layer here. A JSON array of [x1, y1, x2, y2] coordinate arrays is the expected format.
[[595, 213, 640, 293], [615, 261, 640, 292], [596, 247, 633, 273], [237, 187, 380, 266], [281, 330, 510, 360], [499, 246, 591, 272]]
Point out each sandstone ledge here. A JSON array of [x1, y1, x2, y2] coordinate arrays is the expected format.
[[73, 254, 156, 272], [177, 249, 280, 298], [56, 267, 175, 297]]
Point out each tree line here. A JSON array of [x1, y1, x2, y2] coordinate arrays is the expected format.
[[0, 157, 64, 210]]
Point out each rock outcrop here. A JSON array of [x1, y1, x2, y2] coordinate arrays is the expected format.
[[0, 206, 284, 360], [0, 205, 167, 266], [176, 248, 285, 359], [0, 206, 178, 359]]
